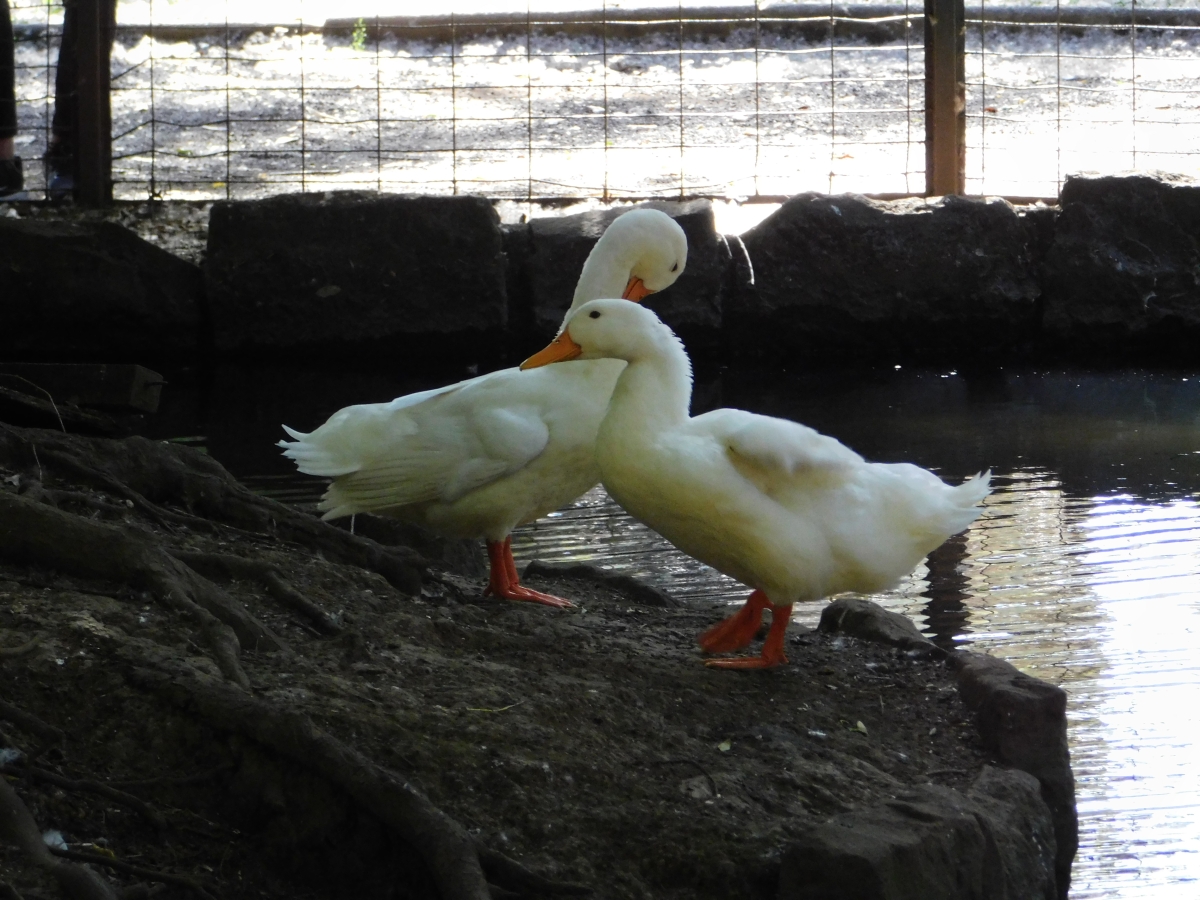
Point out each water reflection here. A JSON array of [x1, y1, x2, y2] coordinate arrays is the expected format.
[[202, 365, 1200, 899]]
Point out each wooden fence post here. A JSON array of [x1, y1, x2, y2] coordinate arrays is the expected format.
[[76, 0, 113, 205], [924, 0, 965, 196]]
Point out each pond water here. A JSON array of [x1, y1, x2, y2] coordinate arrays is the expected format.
[[194, 364, 1200, 899]]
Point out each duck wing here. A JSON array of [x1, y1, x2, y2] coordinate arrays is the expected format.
[[693, 408, 863, 484], [280, 368, 551, 518]]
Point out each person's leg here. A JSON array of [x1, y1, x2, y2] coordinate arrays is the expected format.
[[46, 0, 77, 182], [1, 0, 23, 196], [2, 0, 18, 148]]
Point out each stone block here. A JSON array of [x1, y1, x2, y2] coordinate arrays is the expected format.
[[0, 218, 205, 364], [778, 767, 1056, 900], [818, 596, 941, 656], [729, 193, 1042, 364], [1040, 172, 1200, 361], [204, 192, 507, 359], [952, 651, 1077, 899]]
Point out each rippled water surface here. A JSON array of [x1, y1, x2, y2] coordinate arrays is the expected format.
[[213, 366, 1200, 899]]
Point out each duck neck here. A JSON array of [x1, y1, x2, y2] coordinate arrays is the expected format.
[[565, 242, 638, 319], [601, 330, 693, 442]]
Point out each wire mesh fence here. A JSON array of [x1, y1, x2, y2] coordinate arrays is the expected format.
[[6, 1, 1200, 204], [965, 2, 1200, 198], [7, 0, 61, 197]]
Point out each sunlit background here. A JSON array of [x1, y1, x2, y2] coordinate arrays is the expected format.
[[7, 0, 1200, 202]]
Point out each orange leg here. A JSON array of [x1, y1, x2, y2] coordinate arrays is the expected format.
[[698, 589, 771, 653], [502, 535, 521, 585], [484, 537, 575, 609], [704, 600, 792, 669]]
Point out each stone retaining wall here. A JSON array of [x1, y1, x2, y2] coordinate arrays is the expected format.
[[5, 172, 1198, 370]]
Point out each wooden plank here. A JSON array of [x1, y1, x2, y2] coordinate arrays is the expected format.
[[0, 364, 164, 413], [924, 0, 965, 196]]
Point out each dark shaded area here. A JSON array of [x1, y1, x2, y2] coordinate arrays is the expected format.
[[952, 652, 1077, 898], [729, 193, 1042, 365], [820, 600, 1076, 899], [0, 217, 205, 365], [203, 192, 508, 365], [1041, 173, 1200, 361]]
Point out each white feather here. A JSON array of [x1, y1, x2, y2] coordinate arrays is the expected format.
[[278, 209, 689, 541], [554, 299, 993, 605]]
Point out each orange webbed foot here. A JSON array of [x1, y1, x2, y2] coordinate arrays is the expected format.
[[499, 584, 576, 609], [698, 589, 770, 653], [484, 537, 576, 609], [701, 600, 793, 670]]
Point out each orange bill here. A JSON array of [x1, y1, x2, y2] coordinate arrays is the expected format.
[[521, 330, 584, 370], [622, 276, 653, 302]]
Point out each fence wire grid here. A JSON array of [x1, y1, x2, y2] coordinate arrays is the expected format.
[[966, 2, 1200, 198], [7, 1, 1200, 204]]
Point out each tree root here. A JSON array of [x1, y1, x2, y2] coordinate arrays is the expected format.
[[0, 775, 120, 900], [0, 636, 41, 661], [0, 490, 290, 687], [170, 551, 342, 635], [110, 766, 231, 790], [49, 848, 215, 900], [36, 486, 135, 520], [129, 659, 492, 900], [2, 763, 166, 830], [0, 695, 64, 746], [125, 656, 590, 900], [1, 425, 428, 595], [477, 846, 594, 897]]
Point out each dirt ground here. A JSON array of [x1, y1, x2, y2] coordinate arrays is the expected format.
[[0, 422, 996, 900]]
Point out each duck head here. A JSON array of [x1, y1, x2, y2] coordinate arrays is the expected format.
[[568, 209, 688, 313], [523, 298, 671, 369]]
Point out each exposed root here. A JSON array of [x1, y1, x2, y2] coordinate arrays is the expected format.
[[48, 848, 215, 900], [34, 485, 137, 520], [477, 846, 594, 897], [127, 658, 497, 900], [171, 551, 342, 635], [1, 425, 427, 595], [2, 762, 167, 829], [0, 696, 65, 746], [0, 775, 120, 900], [0, 490, 279, 687]]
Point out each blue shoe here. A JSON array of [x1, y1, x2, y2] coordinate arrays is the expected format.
[[47, 170, 75, 202]]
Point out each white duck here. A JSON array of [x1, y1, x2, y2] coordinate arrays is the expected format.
[[521, 299, 991, 667], [279, 209, 688, 608]]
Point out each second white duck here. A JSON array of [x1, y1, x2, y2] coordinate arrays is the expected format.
[[280, 209, 688, 608], [521, 299, 991, 667]]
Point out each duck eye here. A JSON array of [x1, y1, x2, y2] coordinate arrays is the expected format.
[[589, 311, 601, 319], [671, 262, 679, 272]]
